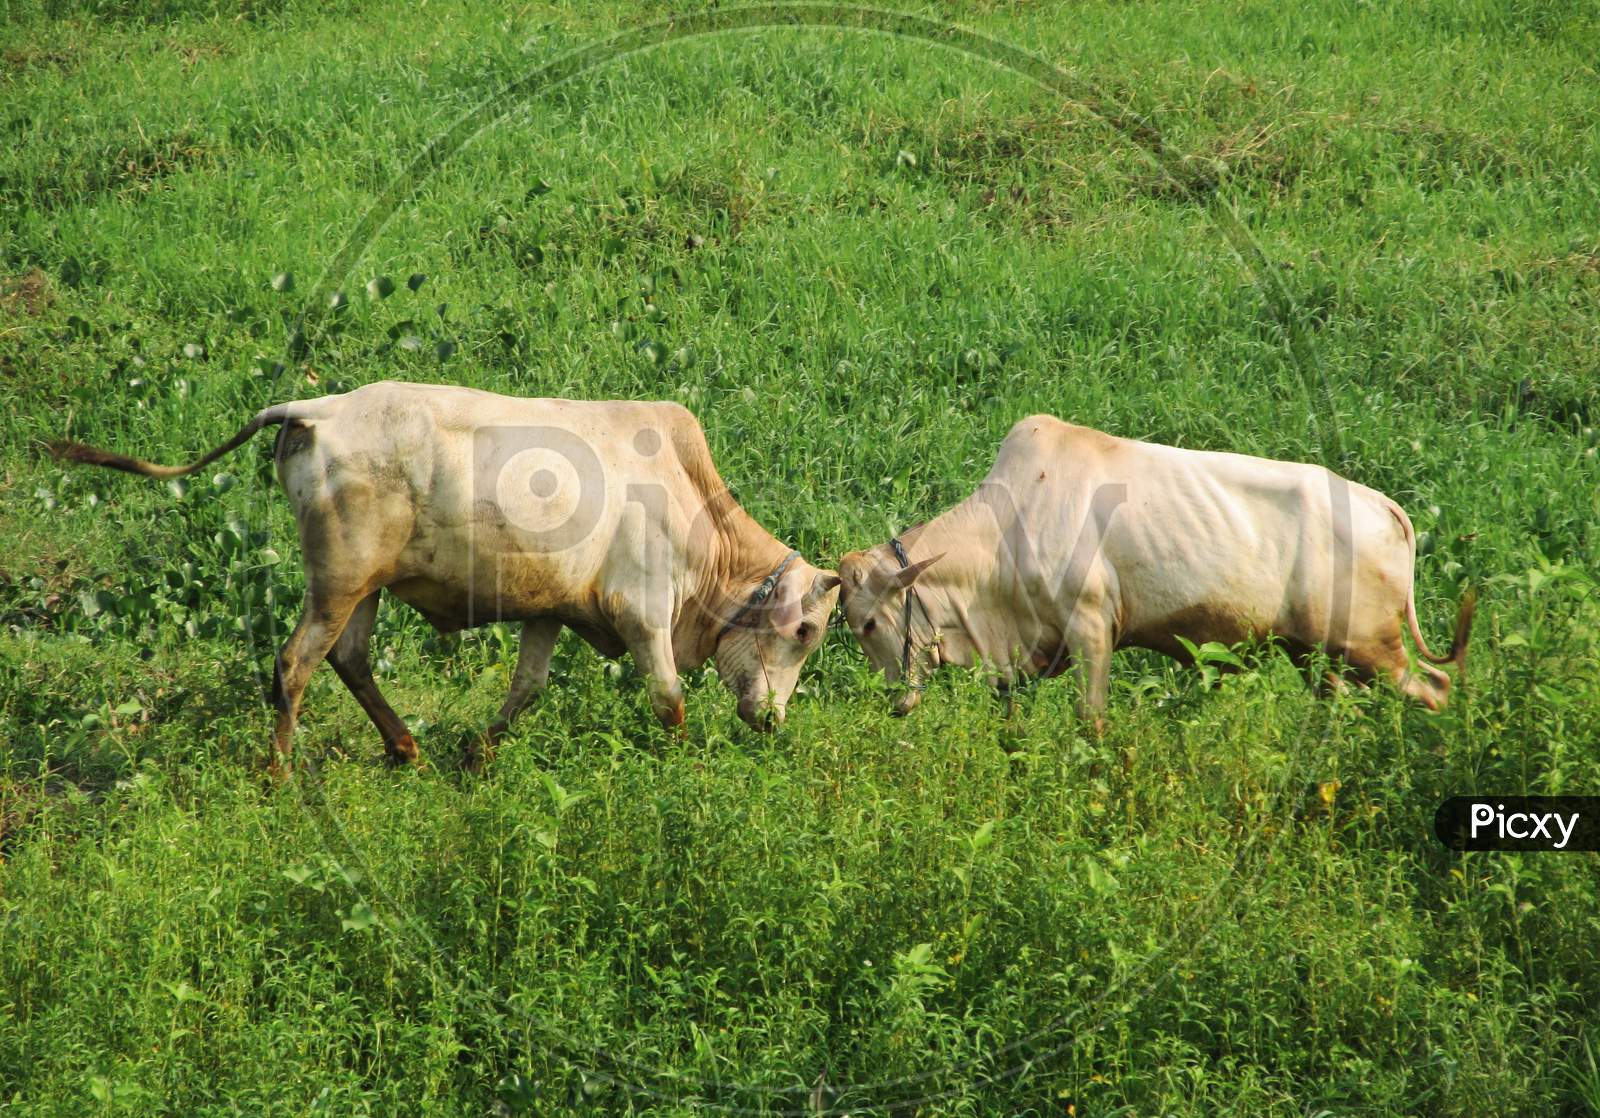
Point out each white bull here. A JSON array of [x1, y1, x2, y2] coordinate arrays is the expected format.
[[56, 381, 840, 774], [839, 415, 1474, 726]]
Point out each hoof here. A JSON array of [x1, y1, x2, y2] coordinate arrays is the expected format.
[[384, 734, 422, 768], [463, 723, 506, 774], [654, 699, 686, 733]]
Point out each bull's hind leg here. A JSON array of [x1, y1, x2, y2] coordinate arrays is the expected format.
[[270, 439, 411, 778], [1342, 634, 1450, 711], [1320, 669, 1354, 697], [1398, 661, 1451, 711], [326, 590, 419, 766], [470, 617, 563, 772], [270, 590, 365, 780]]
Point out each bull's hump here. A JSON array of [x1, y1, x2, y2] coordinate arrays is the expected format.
[[989, 415, 1124, 486], [1003, 415, 1124, 457]]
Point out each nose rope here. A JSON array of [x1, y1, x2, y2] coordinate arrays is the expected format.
[[754, 618, 775, 716], [888, 537, 937, 692]]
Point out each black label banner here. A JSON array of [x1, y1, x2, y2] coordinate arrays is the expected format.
[[1435, 797, 1600, 852]]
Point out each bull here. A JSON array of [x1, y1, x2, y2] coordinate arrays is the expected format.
[[55, 381, 840, 774], [838, 416, 1474, 728]]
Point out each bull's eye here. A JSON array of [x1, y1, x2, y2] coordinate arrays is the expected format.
[[863, 619, 877, 636]]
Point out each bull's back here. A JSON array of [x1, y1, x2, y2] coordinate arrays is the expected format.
[[992, 417, 1403, 648], [276, 383, 703, 624]]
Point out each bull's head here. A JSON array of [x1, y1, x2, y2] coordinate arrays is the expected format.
[[715, 562, 841, 729], [837, 547, 944, 714]]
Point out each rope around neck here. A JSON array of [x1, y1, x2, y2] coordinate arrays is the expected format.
[[714, 550, 800, 647]]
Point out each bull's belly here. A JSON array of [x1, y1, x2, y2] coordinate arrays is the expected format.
[[385, 576, 625, 657], [386, 576, 543, 632], [1115, 569, 1384, 661], [1018, 604, 1276, 677], [386, 519, 606, 627], [386, 547, 598, 632], [1104, 535, 1329, 657], [1120, 600, 1281, 660]]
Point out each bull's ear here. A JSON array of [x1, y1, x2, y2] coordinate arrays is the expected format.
[[889, 553, 943, 590], [768, 569, 805, 637]]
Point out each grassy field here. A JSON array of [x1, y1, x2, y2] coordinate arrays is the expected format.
[[3, 0, 1600, 1113]]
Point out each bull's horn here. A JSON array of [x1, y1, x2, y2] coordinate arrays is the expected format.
[[805, 571, 842, 606], [889, 553, 943, 590]]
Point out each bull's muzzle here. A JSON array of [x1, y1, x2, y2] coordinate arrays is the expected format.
[[737, 697, 784, 731], [891, 641, 937, 716]]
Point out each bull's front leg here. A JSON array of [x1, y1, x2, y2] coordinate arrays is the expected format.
[[1065, 607, 1113, 738], [620, 622, 686, 731]]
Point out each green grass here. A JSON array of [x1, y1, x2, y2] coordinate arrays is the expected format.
[[3, 0, 1600, 1113]]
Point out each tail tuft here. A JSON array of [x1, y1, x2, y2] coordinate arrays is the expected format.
[[1449, 586, 1477, 672]]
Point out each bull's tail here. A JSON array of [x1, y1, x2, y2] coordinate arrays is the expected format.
[[49, 404, 294, 480], [1388, 498, 1475, 670], [1408, 584, 1476, 668]]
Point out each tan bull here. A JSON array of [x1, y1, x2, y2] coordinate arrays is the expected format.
[[55, 381, 839, 775], [839, 416, 1474, 727]]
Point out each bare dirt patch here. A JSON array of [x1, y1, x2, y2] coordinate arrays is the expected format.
[[0, 45, 79, 82], [0, 269, 54, 319]]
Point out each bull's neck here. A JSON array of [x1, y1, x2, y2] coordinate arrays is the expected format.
[[706, 487, 793, 586], [896, 486, 1026, 675], [678, 489, 794, 665]]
